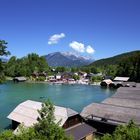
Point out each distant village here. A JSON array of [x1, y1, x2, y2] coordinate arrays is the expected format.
[[13, 69, 103, 85], [13, 68, 137, 89]]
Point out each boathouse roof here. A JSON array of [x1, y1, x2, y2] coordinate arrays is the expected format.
[[103, 79, 113, 84], [114, 77, 129, 81], [7, 100, 78, 127], [13, 77, 27, 81], [102, 97, 140, 109], [81, 87, 140, 126], [66, 123, 96, 140]]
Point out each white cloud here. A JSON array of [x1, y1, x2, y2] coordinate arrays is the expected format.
[[48, 33, 65, 45], [69, 41, 85, 53], [86, 45, 95, 54], [69, 41, 95, 54]]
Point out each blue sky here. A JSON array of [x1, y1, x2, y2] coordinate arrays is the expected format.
[[0, 0, 140, 60]]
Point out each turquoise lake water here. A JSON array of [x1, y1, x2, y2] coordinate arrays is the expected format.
[[0, 82, 116, 131]]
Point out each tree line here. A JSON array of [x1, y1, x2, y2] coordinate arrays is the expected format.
[[4, 54, 49, 77], [0, 40, 10, 83]]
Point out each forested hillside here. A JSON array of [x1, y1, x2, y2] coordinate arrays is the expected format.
[[89, 51, 140, 82], [90, 50, 140, 67]]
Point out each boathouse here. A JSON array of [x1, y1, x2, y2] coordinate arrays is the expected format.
[[113, 76, 129, 82], [109, 77, 136, 88], [81, 87, 140, 134], [100, 79, 113, 87], [13, 77, 27, 82], [7, 100, 96, 140]]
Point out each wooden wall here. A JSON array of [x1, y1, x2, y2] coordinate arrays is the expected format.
[[63, 115, 83, 129]]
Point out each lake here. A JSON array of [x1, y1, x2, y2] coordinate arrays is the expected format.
[[0, 82, 116, 131]]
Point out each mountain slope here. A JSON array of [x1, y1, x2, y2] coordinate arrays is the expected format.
[[89, 50, 140, 67], [45, 52, 93, 67]]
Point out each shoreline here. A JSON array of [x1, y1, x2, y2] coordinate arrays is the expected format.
[[26, 80, 101, 86]]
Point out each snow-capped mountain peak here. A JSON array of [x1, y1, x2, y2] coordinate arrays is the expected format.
[[44, 52, 94, 67]]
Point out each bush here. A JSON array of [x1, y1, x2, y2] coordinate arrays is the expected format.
[[0, 130, 14, 140], [101, 120, 140, 140], [72, 75, 80, 80], [91, 76, 102, 82], [37, 76, 46, 81]]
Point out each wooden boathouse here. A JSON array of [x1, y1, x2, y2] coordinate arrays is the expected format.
[[81, 86, 140, 134], [13, 77, 27, 82], [101, 76, 136, 88]]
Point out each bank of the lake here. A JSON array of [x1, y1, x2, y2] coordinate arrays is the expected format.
[[0, 82, 116, 132]]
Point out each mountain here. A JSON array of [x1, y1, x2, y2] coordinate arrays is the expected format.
[[89, 50, 140, 67], [45, 52, 93, 67]]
